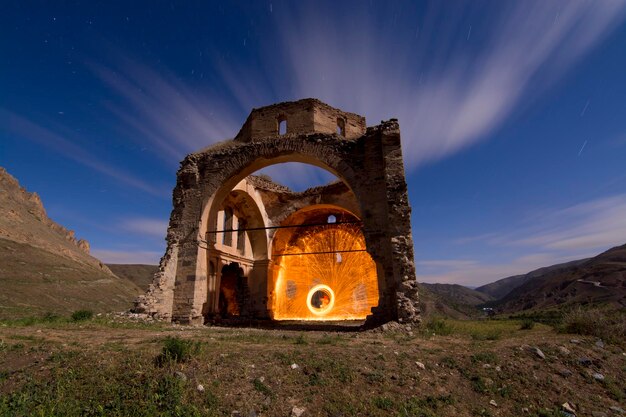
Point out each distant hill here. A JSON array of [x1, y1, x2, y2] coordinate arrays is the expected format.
[[417, 283, 492, 319], [107, 264, 158, 292], [422, 283, 493, 306], [0, 167, 142, 319], [492, 244, 626, 313], [475, 259, 589, 300]]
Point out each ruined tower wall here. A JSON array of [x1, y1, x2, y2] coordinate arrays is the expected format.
[[235, 98, 365, 142]]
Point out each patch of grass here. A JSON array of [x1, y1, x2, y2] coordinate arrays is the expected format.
[[471, 329, 502, 341], [399, 397, 441, 417], [439, 356, 458, 369], [0, 354, 208, 417], [498, 384, 511, 398], [471, 351, 497, 364], [71, 309, 94, 322], [520, 319, 535, 330], [508, 310, 564, 327], [253, 378, 273, 397], [470, 375, 488, 393], [316, 334, 341, 345], [155, 336, 201, 365], [601, 377, 625, 402], [8, 334, 40, 341], [293, 334, 308, 345], [537, 408, 562, 417], [9, 342, 25, 351], [372, 396, 393, 410], [423, 317, 454, 336], [413, 394, 455, 409], [560, 307, 626, 343], [363, 369, 385, 384], [273, 351, 297, 365], [426, 319, 524, 340], [335, 363, 353, 383]]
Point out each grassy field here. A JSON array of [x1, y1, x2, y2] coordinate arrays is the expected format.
[[1, 315, 624, 417]]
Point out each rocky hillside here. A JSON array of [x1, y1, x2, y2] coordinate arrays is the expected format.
[[417, 284, 490, 319], [106, 264, 158, 292], [475, 259, 589, 300], [493, 244, 626, 313], [0, 167, 142, 318]]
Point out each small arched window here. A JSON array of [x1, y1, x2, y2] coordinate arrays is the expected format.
[[277, 115, 287, 135], [336, 118, 346, 137], [327, 215, 337, 224]]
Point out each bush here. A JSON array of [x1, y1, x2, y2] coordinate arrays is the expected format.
[[71, 310, 93, 322], [424, 317, 453, 336], [42, 312, 61, 322], [373, 397, 394, 410], [156, 337, 200, 364], [560, 307, 626, 343], [519, 319, 535, 330]]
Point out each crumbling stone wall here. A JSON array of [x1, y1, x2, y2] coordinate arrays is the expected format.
[[135, 99, 419, 326], [235, 98, 366, 141]]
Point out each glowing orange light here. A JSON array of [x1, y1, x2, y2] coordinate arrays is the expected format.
[[306, 284, 335, 316], [272, 223, 379, 321]]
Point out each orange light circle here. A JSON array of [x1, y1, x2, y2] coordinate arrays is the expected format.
[[306, 284, 335, 316]]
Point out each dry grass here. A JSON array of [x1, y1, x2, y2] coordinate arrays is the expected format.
[[0, 318, 624, 416], [560, 306, 626, 343]]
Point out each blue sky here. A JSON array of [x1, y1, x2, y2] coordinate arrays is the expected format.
[[1, 1, 626, 286]]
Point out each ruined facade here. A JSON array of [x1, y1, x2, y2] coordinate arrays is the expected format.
[[135, 99, 420, 326]]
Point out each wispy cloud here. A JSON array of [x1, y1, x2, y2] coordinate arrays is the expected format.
[[269, 1, 626, 169], [82, 2, 626, 191], [432, 193, 626, 285], [417, 252, 580, 286], [120, 217, 168, 238], [0, 110, 166, 197], [90, 59, 242, 163], [92, 249, 161, 265], [511, 194, 626, 251], [416, 259, 478, 269]]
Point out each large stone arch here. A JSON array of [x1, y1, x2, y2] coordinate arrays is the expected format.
[[135, 99, 419, 326]]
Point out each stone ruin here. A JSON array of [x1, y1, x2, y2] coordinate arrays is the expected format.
[[135, 98, 420, 326]]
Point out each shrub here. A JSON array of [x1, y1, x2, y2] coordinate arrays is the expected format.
[[373, 397, 394, 410], [519, 319, 535, 330], [253, 378, 273, 397], [560, 307, 626, 343], [71, 310, 93, 322], [156, 337, 200, 364], [471, 351, 497, 364], [42, 312, 62, 323], [424, 317, 453, 336]]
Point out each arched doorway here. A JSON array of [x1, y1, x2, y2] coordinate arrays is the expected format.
[[270, 206, 379, 320], [218, 262, 247, 317]]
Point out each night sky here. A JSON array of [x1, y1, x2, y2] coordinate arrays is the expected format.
[[2, 1, 626, 286]]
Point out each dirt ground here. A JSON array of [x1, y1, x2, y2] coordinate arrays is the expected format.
[[0, 318, 624, 417]]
